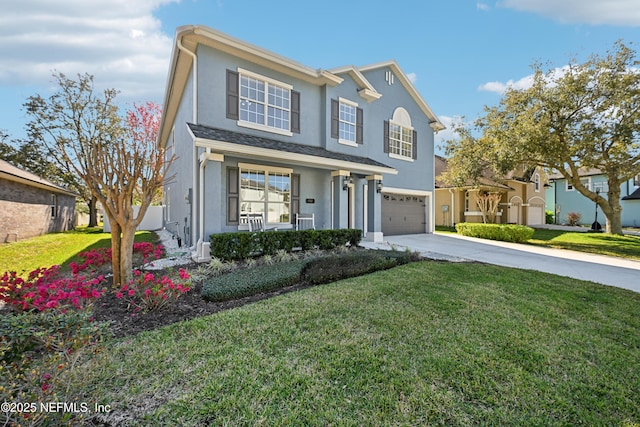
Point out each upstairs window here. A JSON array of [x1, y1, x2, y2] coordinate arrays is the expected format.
[[384, 107, 417, 161], [634, 174, 640, 187], [331, 98, 363, 145], [227, 69, 300, 136]]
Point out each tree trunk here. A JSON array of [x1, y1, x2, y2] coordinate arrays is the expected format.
[[604, 183, 624, 235], [109, 219, 122, 287], [88, 197, 98, 227], [119, 224, 137, 285]]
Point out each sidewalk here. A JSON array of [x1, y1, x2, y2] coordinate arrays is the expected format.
[[361, 233, 640, 293]]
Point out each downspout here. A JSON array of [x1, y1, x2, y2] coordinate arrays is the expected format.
[[196, 148, 211, 261], [449, 189, 455, 226], [176, 37, 198, 251]]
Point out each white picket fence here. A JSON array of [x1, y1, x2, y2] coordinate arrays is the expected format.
[[102, 206, 164, 232]]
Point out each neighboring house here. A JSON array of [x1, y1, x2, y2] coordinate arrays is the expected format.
[[158, 25, 444, 261], [545, 169, 640, 227], [0, 159, 76, 242], [434, 156, 546, 226]]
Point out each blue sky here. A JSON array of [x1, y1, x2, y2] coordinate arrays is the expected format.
[[1, 0, 639, 153]]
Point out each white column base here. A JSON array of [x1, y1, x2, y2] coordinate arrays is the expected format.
[[365, 231, 384, 243]]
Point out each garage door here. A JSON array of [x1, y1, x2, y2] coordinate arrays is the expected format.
[[382, 193, 426, 235], [527, 203, 545, 225]]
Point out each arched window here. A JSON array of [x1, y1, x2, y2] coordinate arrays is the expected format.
[[384, 107, 416, 160]]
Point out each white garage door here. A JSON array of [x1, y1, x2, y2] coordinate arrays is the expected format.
[[382, 193, 427, 235], [527, 203, 545, 225]]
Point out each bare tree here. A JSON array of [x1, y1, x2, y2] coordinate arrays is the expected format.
[[25, 73, 174, 285]]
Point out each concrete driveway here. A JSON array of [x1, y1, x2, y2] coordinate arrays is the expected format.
[[363, 233, 640, 293]]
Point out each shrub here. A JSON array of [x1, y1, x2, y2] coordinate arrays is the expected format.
[[566, 211, 582, 226], [0, 266, 104, 312], [455, 223, 534, 243], [0, 310, 109, 426], [202, 260, 307, 302], [115, 268, 191, 312], [210, 229, 362, 261], [545, 210, 555, 224], [301, 250, 414, 285]]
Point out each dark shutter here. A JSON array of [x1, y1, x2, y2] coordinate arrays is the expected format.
[[227, 167, 239, 224], [383, 120, 390, 153], [412, 130, 418, 160], [290, 174, 300, 224], [331, 99, 339, 139], [356, 107, 363, 144], [291, 90, 300, 134], [226, 69, 239, 120]]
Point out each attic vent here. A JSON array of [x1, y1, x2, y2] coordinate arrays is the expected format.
[[385, 70, 394, 85]]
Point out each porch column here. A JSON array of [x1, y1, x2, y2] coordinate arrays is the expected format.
[[195, 151, 224, 263], [366, 174, 383, 243], [331, 170, 350, 229]]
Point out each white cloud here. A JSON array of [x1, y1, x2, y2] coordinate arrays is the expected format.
[[433, 115, 467, 153], [499, 0, 640, 26], [477, 2, 490, 11], [0, 0, 178, 102], [406, 72, 417, 83], [478, 74, 535, 94]]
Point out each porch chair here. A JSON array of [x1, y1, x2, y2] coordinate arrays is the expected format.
[[296, 213, 315, 230], [247, 213, 278, 232]]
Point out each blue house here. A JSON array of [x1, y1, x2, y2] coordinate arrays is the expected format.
[[158, 25, 444, 261], [545, 169, 640, 228]]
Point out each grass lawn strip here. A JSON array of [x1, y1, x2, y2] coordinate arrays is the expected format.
[[71, 262, 640, 426], [527, 229, 640, 260]]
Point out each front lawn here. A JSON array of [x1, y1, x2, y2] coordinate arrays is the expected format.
[[71, 262, 640, 426], [527, 229, 640, 260], [0, 227, 158, 275]]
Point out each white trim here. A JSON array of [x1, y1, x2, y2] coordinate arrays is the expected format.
[[237, 120, 294, 137], [338, 96, 359, 107], [193, 136, 398, 176], [389, 153, 414, 162], [238, 162, 292, 174], [363, 183, 368, 238], [237, 67, 293, 90], [338, 139, 358, 147], [381, 187, 430, 196]]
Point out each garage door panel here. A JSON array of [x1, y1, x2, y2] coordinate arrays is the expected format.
[[382, 193, 427, 236]]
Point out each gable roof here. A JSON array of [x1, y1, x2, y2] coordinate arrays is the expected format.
[[0, 159, 77, 197], [187, 123, 397, 176], [359, 61, 445, 132], [158, 25, 445, 148], [434, 155, 512, 191], [622, 187, 640, 200], [548, 168, 602, 180]]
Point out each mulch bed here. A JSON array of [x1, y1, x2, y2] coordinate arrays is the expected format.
[[91, 264, 315, 338]]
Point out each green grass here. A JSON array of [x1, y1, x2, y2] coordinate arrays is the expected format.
[[528, 229, 640, 260], [71, 262, 640, 426], [0, 227, 158, 275]]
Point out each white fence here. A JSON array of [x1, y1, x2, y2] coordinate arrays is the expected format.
[[102, 206, 164, 232]]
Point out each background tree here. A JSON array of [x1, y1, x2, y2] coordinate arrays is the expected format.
[[25, 73, 173, 285], [446, 41, 640, 235]]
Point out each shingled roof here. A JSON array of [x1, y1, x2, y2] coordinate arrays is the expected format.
[[187, 123, 395, 174], [0, 159, 77, 197]]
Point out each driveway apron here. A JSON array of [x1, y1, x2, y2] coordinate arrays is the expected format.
[[377, 233, 640, 293]]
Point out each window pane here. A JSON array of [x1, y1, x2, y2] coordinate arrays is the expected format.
[[268, 203, 290, 223]]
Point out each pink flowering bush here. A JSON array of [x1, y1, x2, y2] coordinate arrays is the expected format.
[[115, 268, 191, 312], [70, 242, 164, 275], [0, 266, 104, 312]]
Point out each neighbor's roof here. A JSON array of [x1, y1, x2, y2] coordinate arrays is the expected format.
[[434, 155, 512, 191], [158, 25, 444, 148], [187, 123, 397, 176], [622, 187, 640, 200], [548, 168, 602, 180], [0, 159, 77, 197]]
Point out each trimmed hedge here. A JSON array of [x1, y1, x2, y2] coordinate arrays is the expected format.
[[301, 250, 416, 285], [455, 223, 534, 243], [202, 260, 307, 302], [210, 229, 362, 261], [201, 249, 420, 302]]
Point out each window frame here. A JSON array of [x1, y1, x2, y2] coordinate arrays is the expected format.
[[566, 177, 591, 192], [238, 163, 293, 227], [50, 194, 57, 219], [388, 120, 414, 161], [237, 68, 293, 137], [337, 97, 358, 146]]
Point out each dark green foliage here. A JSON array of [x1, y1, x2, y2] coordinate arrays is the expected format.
[[301, 250, 416, 285], [201, 260, 308, 302], [455, 222, 534, 243], [0, 310, 109, 364], [545, 210, 554, 224], [210, 229, 362, 261]]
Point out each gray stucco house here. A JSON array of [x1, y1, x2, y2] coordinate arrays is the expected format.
[[0, 159, 76, 242], [158, 25, 444, 261]]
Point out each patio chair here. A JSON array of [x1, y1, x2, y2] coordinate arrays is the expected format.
[[296, 213, 315, 230]]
